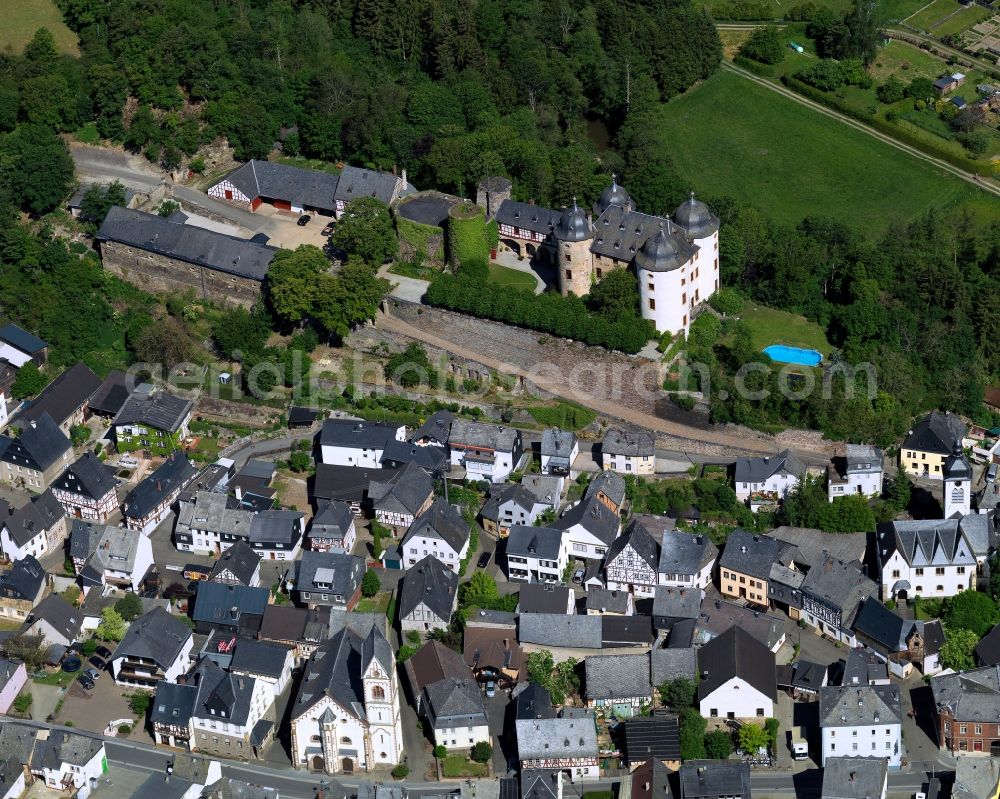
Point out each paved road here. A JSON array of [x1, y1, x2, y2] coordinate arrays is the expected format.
[[722, 61, 1000, 196]]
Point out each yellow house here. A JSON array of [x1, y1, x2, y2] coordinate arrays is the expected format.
[[716, 529, 795, 609], [900, 411, 966, 480]]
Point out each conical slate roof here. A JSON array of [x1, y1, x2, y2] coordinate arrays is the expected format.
[[634, 223, 682, 272]]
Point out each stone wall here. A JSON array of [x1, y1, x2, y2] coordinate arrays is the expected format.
[[100, 240, 261, 307]]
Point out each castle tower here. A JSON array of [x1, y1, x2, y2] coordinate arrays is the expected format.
[[943, 440, 972, 518], [593, 174, 634, 216], [673, 191, 721, 306], [636, 223, 687, 336], [361, 627, 403, 766], [476, 176, 513, 221], [554, 199, 594, 297]]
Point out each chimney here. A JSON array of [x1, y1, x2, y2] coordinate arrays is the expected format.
[[29, 420, 36, 429]]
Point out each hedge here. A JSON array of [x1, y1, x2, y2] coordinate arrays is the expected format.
[[732, 55, 775, 78], [447, 203, 488, 268], [425, 274, 656, 354], [780, 74, 994, 176]]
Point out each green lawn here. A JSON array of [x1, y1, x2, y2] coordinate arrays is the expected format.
[[880, 0, 935, 22], [487, 264, 537, 291], [655, 70, 1000, 235], [354, 592, 391, 614], [869, 40, 950, 82], [34, 670, 76, 688], [73, 123, 100, 145], [390, 262, 438, 281], [442, 755, 489, 778], [904, 0, 960, 29], [740, 302, 832, 354], [932, 3, 992, 35], [2, 0, 79, 56]]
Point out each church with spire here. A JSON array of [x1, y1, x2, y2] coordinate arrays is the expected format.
[[482, 175, 720, 337]]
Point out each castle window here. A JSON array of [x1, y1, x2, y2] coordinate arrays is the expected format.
[[648, 283, 654, 292], [682, 293, 687, 304], [565, 269, 572, 280], [681, 277, 686, 286], [648, 299, 655, 310], [683, 315, 687, 326], [596, 268, 602, 279], [565, 253, 571, 262]]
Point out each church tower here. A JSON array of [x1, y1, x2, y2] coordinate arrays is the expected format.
[[361, 627, 403, 766], [554, 199, 594, 297], [943, 440, 972, 518]]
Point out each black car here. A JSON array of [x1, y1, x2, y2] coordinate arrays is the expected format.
[[95, 646, 113, 660], [296, 215, 312, 226], [88, 656, 105, 670], [321, 223, 335, 236], [78, 675, 94, 690], [476, 551, 492, 569]]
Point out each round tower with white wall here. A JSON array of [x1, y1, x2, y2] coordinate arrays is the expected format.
[[673, 192, 720, 307], [636, 224, 689, 336], [554, 200, 594, 297]]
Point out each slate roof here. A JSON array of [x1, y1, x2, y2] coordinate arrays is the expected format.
[[405, 640, 470, 695], [16, 363, 100, 429], [603, 429, 655, 457], [553, 494, 620, 547], [853, 598, 920, 651], [150, 679, 196, 728], [679, 761, 751, 799], [398, 555, 458, 621], [192, 583, 270, 626], [291, 625, 394, 719], [294, 550, 363, 599], [189, 657, 257, 726], [321, 419, 402, 450], [520, 474, 564, 507], [208, 540, 262, 586], [519, 584, 573, 614], [521, 771, 560, 799], [220, 160, 343, 210], [0, 555, 45, 602], [931, 666, 1000, 723], [114, 388, 193, 433], [718, 530, 794, 580], [771, 526, 868, 566], [585, 652, 652, 700], [586, 588, 632, 615], [954, 755, 1000, 799], [257, 605, 330, 645], [2, 490, 64, 547], [411, 410, 454, 446], [840, 647, 890, 686], [651, 648, 699, 685], [402, 498, 469, 554], [481, 484, 539, 523], [631, 757, 674, 799], [287, 406, 318, 427], [248, 509, 303, 547], [450, 420, 520, 452], [776, 660, 828, 693], [516, 683, 555, 720], [33, 729, 103, 770], [734, 449, 807, 484], [653, 586, 701, 624], [606, 519, 660, 572], [494, 200, 561, 236], [658, 531, 717, 576], [976, 623, 1000, 666], [309, 500, 354, 541], [0, 324, 46, 355], [423, 677, 488, 729], [591, 206, 696, 269], [22, 593, 81, 643], [380, 439, 449, 471], [541, 428, 576, 459], [506, 525, 564, 562], [229, 639, 290, 679], [519, 613, 602, 650], [79, 525, 146, 585], [697, 626, 776, 703], [314, 464, 397, 504], [880, 516, 988, 567], [88, 370, 131, 416], [370, 461, 434, 516], [602, 615, 654, 647], [113, 606, 191, 668], [98, 207, 278, 280], [694, 598, 786, 651], [623, 714, 681, 763], [465, 625, 525, 678], [54, 451, 117, 501], [335, 164, 402, 205], [516, 716, 598, 760], [586, 471, 627, 507], [819, 684, 901, 726], [821, 757, 888, 799], [123, 453, 197, 522], [0, 412, 71, 471], [903, 411, 966, 455], [801, 555, 877, 619]]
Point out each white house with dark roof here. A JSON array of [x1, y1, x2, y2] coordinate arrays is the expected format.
[[697, 626, 776, 720], [51, 451, 118, 523], [943, 441, 973, 519], [320, 420, 406, 468], [229, 638, 295, 696], [0, 489, 66, 561], [601, 429, 655, 475], [506, 525, 568, 583], [293, 550, 365, 610], [112, 384, 193, 455], [122, 452, 198, 533], [398, 555, 458, 634], [290, 625, 403, 773], [541, 429, 578, 476], [401, 498, 470, 573], [553, 487, 622, 562], [0, 324, 46, 368], [734, 450, 806, 505], [19, 594, 82, 649], [306, 500, 357, 553], [110, 606, 193, 689], [30, 728, 107, 792], [819, 684, 902, 766], [208, 539, 262, 587], [658, 529, 717, 590], [370, 460, 434, 532], [449, 420, 523, 483], [605, 517, 661, 598], [878, 515, 990, 600], [71, 521, 154, 595], [481, 483, 553, 538], [516, 716, 599, 780], [174, 490, 303, 560], [422, 677, 490, 750], [0, 555, 47, 622], [828, 445, 884, 502]]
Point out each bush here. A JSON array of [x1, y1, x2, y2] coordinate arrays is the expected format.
[[114, 593, 143, 622], [12, 692, 32, 715], [361, 570, 381, 598], [471, 741, 492, 763], [876, 76, 906, 104], [739, 25, 786, 64], [434, 745, 448, 759], [392, 764, 409, 779], [81, 639, 98, 657], [289, 451, 312, 472], [128, 692, 152, 716]]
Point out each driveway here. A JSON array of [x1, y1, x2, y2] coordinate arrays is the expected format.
[[54, 670, 138, 736], [69, 143, 163, 193], [379, 266, 429, 303], [483, 690, 514, 775], [29, 683, 65, 723]]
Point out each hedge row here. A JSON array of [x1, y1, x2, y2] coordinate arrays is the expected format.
[[732, 55, 775, 78], [780, 74, 993, 177], [447, 204, 488, 268], [424, 274, 656, 354]]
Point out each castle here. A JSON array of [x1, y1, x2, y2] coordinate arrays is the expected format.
[[479, 176, 720, 337]]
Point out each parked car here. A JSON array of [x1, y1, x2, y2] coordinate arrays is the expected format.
[[321, 223, 335, 236], [989, 463, 998, 482], [84, 668, 101, 681], [485, 681, 496, 698], [78, 675, 94, 690], [572, 568, 585, 584], [297, 215, 312, 226], [88, 656, 105, 670], [95, 646, 113, 660], [477, 551, 492, 569]]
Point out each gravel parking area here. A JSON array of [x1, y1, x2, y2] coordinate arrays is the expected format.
[[54, 671, 138, 737]]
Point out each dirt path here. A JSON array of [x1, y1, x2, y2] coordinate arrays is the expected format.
[[377, 310, 791, 455]]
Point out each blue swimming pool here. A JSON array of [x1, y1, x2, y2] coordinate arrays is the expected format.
[[763, 344, 822, 367]]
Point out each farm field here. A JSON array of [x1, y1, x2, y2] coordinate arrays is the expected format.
[[3, 0, 79, 56], [932, 3, 993, 35], [656, 70, 1000, 234]]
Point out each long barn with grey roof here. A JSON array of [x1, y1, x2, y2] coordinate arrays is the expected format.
[[97, 207, 279, 308]]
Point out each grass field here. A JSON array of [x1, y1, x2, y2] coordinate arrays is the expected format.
[[739, 303, 832, 354], [655, 70, 1000, 234], [487, 263, 537, 291], [701, 0, 854, 18], [3, 0, 79, 56], [442, 755, 489, 778], [932, 3, 992, 35], [869, 40, 949, 82], [880, 0, 934, 22], [904, 0, 962, 29]]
